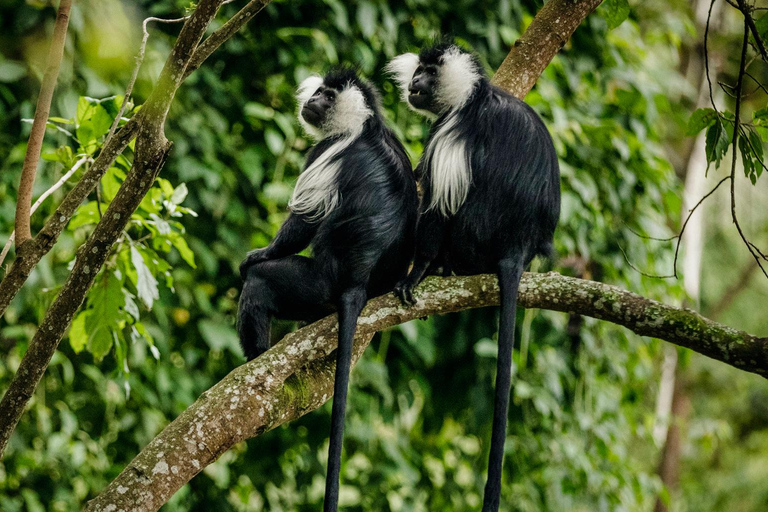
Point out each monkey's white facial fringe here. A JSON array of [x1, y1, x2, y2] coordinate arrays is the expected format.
[[290, 82, 372, 220], [296, 75, 325, 140], [436, 46, 481, 112], [386, 53, 419, 103], [424, 111, 471, 217], [386, 53, 438, 120]]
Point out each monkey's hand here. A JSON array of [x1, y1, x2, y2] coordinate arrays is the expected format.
[[239, 249, 271, 280], [394, 277, 418, 306]]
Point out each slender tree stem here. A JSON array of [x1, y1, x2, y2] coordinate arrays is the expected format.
[[14, 0, 73, 248]]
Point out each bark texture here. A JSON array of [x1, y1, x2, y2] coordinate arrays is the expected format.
[[85, 273, 768, 511], [491, 0, 603, 98]]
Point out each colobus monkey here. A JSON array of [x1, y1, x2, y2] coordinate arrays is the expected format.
[[387, 43, 560, 511], [238, 69, 418, 512]]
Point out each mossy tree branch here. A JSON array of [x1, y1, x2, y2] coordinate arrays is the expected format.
[[85, 274, 768, 511]]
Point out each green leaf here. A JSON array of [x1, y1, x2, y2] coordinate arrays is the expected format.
[[170, 183, 188, 205], [244, 102, 275, 121], [198, 319, 241, 353], [87, 328, 114, 360], [754, 105, 768, 125], [102, 167, 126, 202], [75, 97, 113, 149], [602, 0, 630, 29], [264, 128, 284, 155], [68, 202, 101, 229], [704, 120, 731, 168], [69, 312, 89, 353], [686, 108, 718, 136], [0, 60, 26, 82], [89, 272, 125, 329], [169, 232, 196, 269], [356, 1, 378, 38], [130, 246, 159, 310], [755, 12, 768, 43]]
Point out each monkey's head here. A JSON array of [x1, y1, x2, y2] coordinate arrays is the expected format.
[[387, 43, 483, 119], [296, 69, 378, 140]]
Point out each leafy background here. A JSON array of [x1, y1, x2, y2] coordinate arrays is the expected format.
[[0, 0, 767, 510]]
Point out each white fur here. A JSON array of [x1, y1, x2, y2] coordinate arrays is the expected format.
[[386, 53, 419, 104], [386, 52, 437, 120], [296, 75, 325, 139], [322, 85, 373, 138], [290, 80, 373, 220], [436, 46, 481, 111], [424, 110, 471, 216]]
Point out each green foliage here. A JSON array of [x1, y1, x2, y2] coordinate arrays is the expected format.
[[602, 0, 631, 30]]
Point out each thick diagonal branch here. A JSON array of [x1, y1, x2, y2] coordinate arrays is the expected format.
[[85, 273, 768, 511], [491, 0, 603, 98]]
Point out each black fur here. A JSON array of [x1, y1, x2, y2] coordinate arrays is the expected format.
[[393, 44, 560, 512], [238, 69, 418, 512]]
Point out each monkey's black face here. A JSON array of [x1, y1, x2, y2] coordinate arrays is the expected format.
[[301, 85, 338, 127], [408, 64, 439, 113]]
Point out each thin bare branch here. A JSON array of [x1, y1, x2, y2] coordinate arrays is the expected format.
[[105, 16, 188, 143], [183, 0, 272, 80], [0, 156, 91, 267], [730, 18, 768, 279], [15, 0, 73, 248]]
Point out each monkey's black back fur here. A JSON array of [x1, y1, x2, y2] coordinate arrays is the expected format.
[[424, 75, 559, 273]]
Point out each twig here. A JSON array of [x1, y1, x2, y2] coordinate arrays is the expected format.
[[737, 0, 768, 63], [625, 176, 731, 279], [1, 156, 91, 268], [105, 15, 189, 143], [704, 0, 720, 117], [14, 0, 73, 248], [745, 70, 768, 96], [618, 244, 675, 279], [730, 18, 768, 279], [183, 0, 272, 79], [672, 176, 732, 278]]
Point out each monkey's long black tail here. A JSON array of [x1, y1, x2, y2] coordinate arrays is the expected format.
[[324, 287, 367, 512], [482, 257, 524, 512]]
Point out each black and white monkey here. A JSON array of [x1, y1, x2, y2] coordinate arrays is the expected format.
[[387, 44, 560, 511], [237, 69, 418, 512]]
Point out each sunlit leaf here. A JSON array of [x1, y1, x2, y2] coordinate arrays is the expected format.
[[130, 246, 159, 310]]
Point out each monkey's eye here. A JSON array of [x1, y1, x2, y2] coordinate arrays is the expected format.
[[324, 90, 337, 100], [425, 66, 437, 75]]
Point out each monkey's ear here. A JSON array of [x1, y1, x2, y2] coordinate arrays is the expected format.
[[385, 53, 420, 102]]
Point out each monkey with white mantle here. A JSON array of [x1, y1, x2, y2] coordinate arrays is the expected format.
[[387, 43, 561, 512], [238, 68, 418, 512]]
